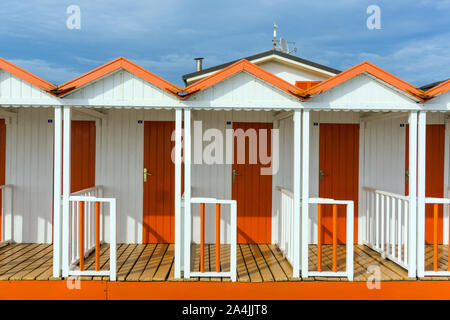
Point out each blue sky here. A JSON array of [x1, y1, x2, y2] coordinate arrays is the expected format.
[[0, 0, 449, 87]]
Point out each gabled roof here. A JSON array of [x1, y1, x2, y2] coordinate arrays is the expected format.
[[54, 57, 182, 97], [424, 79, 450, 97], [419, 79, 449, 91], [0, 57, 56, 93], [180, 59, 305, 100], [299, 61, 428, 101], [182, 50, 341, 85]]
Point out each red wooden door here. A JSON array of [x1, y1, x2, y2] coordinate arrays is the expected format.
[[405, 125, 445, 244], [232, 122, 273, 244], [0, 120, 5, 241], [319, 124, 359, 244], [71, 121, 96, 193], [143, 121, 175, 243]]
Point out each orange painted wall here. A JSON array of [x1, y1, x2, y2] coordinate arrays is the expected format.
[[232, 122, 272, 244], [319, 124, 359, 244], [405, 125, 445, 244], [143, 121, 175, 243], [0, 120, 5, 241], [4, 280, 450, 300]]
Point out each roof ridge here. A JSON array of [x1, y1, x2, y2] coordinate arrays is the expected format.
[[300, 61, 427, 101], [181, 59, 305, 100], [181, 50, 341, 84], [0, 57, 56, 93], [54, 57, 182, 97]]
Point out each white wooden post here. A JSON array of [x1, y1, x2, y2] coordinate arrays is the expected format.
[[293, 110, 301, 278], [230, 200, 237, 282], [53, 106, 62, 277], [109, 198, 117, 281], [408, 111, 418, 278], [183, 109, 192, 278], [444, 119, 450, 245], [346, 202, 354, 281], [359, 121, 366, 244], [174, 109, 182, 279], [62, 106, 71, 278], [301, 109, 310, 278], [417, 111, 426, 277]]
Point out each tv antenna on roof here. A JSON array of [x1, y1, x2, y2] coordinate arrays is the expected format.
[[272, 23, 297, 54]]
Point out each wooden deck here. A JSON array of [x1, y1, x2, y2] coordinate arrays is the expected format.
[[0, 242, 448, 282]]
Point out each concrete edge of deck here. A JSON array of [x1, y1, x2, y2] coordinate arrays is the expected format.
[[1, 280, 450, 300]]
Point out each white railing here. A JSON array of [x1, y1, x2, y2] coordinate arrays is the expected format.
[[307, 198, 354, 281], [420, 197, 450, 277], [362, 187, 410, 270], [69, 186, 103, 263], [276, 186, 295, 265], [185, 197, 237, 281], [67, 186, 117, 281], [0, 185, 12, 243]]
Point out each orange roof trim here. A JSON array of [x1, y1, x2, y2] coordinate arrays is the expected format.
[[181, 59, 306, 100], [425, 79, 450, 97], [300, 61, 428, 101], [55, 57, 182, 97], [0, 57, 56, 93]]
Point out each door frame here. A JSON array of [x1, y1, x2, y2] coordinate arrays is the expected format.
[[142, 120, 176, 243], [318, 123, 360, 244], [231, 122, 273, 244]]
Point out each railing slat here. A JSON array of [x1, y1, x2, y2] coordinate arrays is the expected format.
[[79, 201, 84, 271], [67, 186, 115, 280], [434, 203, 438, 272], [332, 204, 337, 273], [95, 201, 100, 271], [363, 187, 410, 271], [200, 203, 205, 273], [308, 197, 354, 281], [215, 203, 220, 273], [317, 204, 322, 272]]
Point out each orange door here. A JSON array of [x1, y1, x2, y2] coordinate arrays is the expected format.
[[52, 120, 96, 242], [232, 122, 272, 244], [0, 120, 5, 241], [405, 125, 445, 244], [143, 121, 175, 243], [71, 121, 96, 193], [319, 124, 359, 244]]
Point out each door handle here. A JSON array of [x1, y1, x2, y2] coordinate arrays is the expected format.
[[319, 169, 329, 183], [405, 170, 409, 185], [232, 169, 241, 183], [144, 168, 152, 183]]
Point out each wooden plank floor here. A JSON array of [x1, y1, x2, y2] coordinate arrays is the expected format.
[[0, 243, 448, 282]]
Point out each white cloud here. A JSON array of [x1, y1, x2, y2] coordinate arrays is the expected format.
[[0, 0, 448, 86]]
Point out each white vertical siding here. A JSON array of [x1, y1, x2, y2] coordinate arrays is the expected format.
[[188, 71, 299, 107], [63, 69, 178, 104], [190, 110, 274, 244], [272, 116, 294, 245], [6, 108, 54, 243], [362, 118, 406, 194], [96, 109, 174, 243], [0, 70, 54, 100], [308, 74, 418, 110], [258, 61, 330, 84], [272, 111, 407, 245], [83, 108, 277, 244]]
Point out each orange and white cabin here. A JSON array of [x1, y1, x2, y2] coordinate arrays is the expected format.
[[0, 50, 449, 291]]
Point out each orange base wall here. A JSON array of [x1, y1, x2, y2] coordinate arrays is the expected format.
[[1, 281, 450, 300]]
